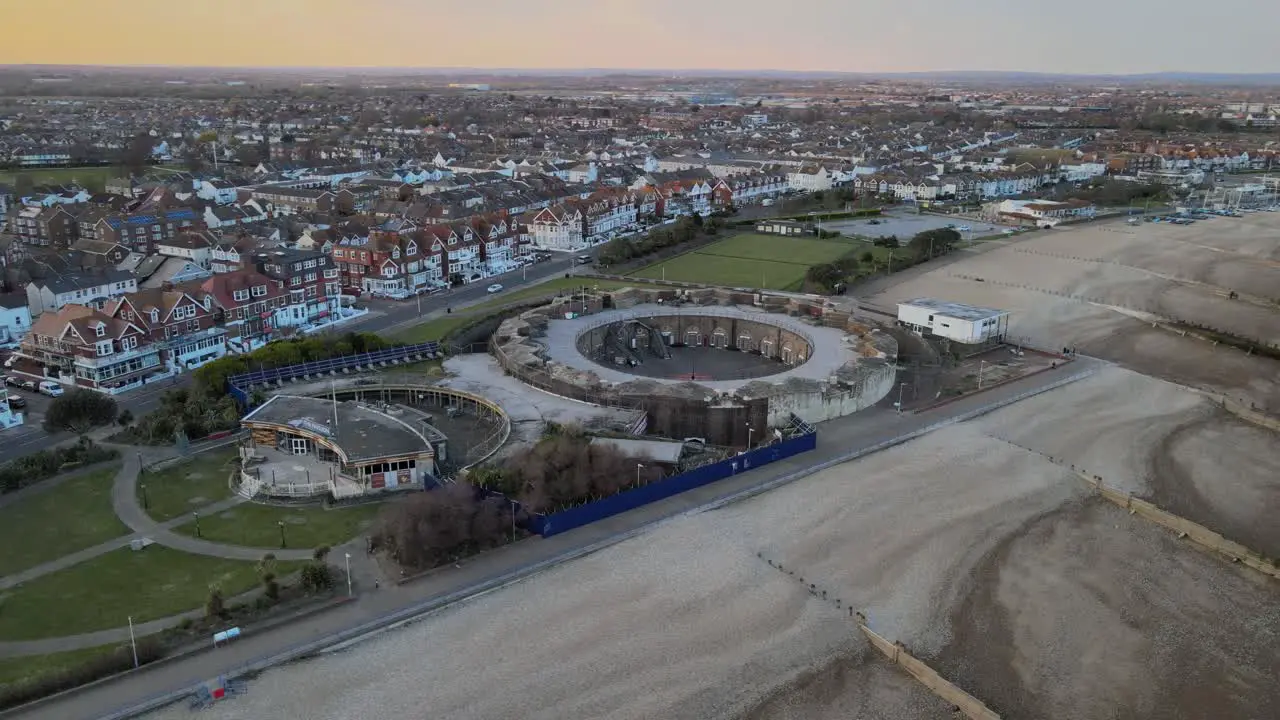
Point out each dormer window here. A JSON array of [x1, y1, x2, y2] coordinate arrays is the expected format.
[[391, 248, 400, 259], [149, 309, 159, 324], [203, 296, 213, 311], [94, 322, 106, 337]]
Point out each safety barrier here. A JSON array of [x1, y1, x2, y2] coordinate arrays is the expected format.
[[227, 342, 441, 405], [528, 430, 817, 537]]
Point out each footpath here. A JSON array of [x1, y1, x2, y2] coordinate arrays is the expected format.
[[4, 358, 1101, 720]]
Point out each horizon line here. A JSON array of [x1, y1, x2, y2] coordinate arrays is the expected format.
[[1, 63, 1277, 78]]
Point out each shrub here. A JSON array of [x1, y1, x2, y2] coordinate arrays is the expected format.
[[0, 638, 164, 711], [205, 587, 226, 619], [374, 484, 513, 570], [42, 389, 118, 434], [300, 562, 334, 592], [0, 439, 119, 494]]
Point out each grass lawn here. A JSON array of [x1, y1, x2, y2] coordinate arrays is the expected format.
[[173, 502, 382, 551], [0, 644, 122, 687], [694, 233, 858, 265], [631, 254, 809, 290], [396, 277, 662, 344], [627, 232, 858, 291], [0, 465, 129, 578], [0, 546, 300, 641], [0, 166, 140, 193], [139, 449, 239, 522]]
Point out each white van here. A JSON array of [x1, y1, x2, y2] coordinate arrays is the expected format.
[[38, 380, 63, 397]]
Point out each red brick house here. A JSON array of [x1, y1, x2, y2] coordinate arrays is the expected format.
[[22, 304, 163, 391], [104, 288, 227, 370]]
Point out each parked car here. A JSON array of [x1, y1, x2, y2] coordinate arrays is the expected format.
[[5, 394, 25, 409], [3, 376, 20, 387], [486, 284, 504, 294], [20, 380, 36, 392], [37, 380, 63, 397]]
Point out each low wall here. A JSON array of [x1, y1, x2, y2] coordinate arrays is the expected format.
[[529, 431, 817, 537], [227, 342, 442, 406], [859, 624, 1001, 720], [1082, 474, 1280, 579]]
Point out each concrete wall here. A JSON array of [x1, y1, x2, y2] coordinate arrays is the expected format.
[[578, 314, 814, 363], [763, 361, 897, 426]]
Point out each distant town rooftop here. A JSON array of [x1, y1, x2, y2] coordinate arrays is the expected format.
[[898, 298, 1009, 323]]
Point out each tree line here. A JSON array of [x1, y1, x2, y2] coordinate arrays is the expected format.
[[597, 214, 723, 267]]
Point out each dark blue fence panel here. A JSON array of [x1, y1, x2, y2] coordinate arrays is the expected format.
[[228, 341, 440, 407], [528, 431, 817, 537]]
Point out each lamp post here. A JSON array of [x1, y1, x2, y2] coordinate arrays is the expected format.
[[509, 498, 517, 542], [140, 482, 149, 510], [278, 520, 286, 549], [344, 552, 352, 597], [128, 616, 138, 668], [746, 423, 754, 449], [636, 463, 645, 485], [192, 511, 201, 538], [978, 361, 987, 389], [897, 381, 906, 414]]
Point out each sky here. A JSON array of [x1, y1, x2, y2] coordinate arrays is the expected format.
[[3, 0, 1279, 75]]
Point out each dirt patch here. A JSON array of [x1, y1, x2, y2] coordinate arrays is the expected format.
[[932, 498, 1280, 720], [740, 645, 955, 720]]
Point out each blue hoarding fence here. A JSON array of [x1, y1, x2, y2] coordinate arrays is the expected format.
[[227, 341, 442, 406], [528, 430, 817, 537]]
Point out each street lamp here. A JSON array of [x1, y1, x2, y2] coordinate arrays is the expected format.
[[344, 552, 352, 597], [897, 381, 906, 414], [278, 520, 286, 549], [978, 361, 987, 389], [140, 482, 149, 510], [192, 511, 201, 538], [746, 423, 754, 448], [636, 463, 645, 485]]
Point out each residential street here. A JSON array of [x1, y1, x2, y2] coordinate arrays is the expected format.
[[9, 358, 1098, 720], [1, 252, 585, 459]]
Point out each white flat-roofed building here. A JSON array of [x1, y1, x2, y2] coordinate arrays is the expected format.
[[897, 298, 1010, 345]]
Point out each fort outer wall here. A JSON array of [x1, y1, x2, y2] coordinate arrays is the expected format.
[[738, 360, 897, 427]]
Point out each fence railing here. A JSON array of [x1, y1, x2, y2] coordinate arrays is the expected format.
[[228, 342, 442, 405]]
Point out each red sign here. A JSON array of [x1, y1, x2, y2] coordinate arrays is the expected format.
[[370, 474, 386, 489]]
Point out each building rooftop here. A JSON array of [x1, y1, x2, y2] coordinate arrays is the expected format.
[[899, 298, 1009, 323], [242, 395, 434, 463]]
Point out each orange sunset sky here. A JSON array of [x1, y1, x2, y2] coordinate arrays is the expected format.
[[4, 0, 1278, 74]]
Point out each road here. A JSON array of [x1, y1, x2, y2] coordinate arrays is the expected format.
[[7, 357, 1099, 720], [0, 252, 586, 459]]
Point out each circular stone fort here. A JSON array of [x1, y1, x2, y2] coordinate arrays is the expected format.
[[490, 285, 899, 446]]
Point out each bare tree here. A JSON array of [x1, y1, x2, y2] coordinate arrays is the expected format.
[[122, 133, 154, 175]]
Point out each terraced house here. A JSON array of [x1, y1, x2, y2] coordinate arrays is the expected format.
[[104, 288, 226, 371], [21, 304, 164, 392]]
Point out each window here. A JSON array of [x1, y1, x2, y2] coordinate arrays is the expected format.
[[304, 260, 316, 269], [323, 269, 339, 279], [149, 309, 159, 324], [121, 336, 137, 350], [391, 248, 400, 259], [290, 277, 302, 286], [251, 285, 267, 298], [203, 295, 213, 311], [94, 322, 105, 337], [232, 289, 250, 302], [96, 340, 113, 356], [305, 272, 316, 282]]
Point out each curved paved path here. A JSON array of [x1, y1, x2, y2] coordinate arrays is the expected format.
[[110, 448, 315, 563], [0, 445, 325, 658]]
